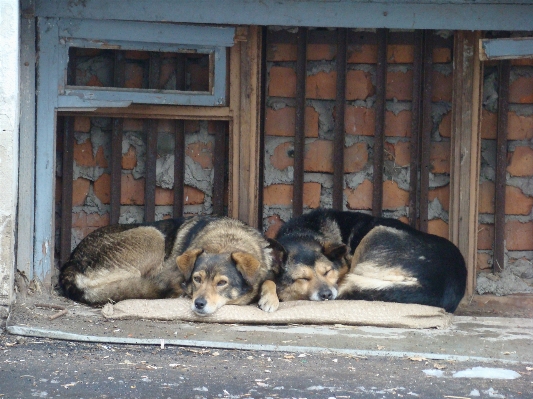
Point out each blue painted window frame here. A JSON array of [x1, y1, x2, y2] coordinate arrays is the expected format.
[[33, 18, 234, 282]]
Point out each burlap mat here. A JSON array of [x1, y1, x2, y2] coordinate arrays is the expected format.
[[102, 298, 452, 329]]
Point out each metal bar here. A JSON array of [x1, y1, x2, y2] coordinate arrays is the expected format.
[[144, 119, 158, 223], [173, 54, 187, 218], [213, 122, 227, 216], [110, 119, 123, 224], [59, 117, 74, 266], [409, 30, 423, 228], [333, 28, 347, 211], [173, 121, 185, 217], [372, 28, 387, 217], [110, 51, 125, 224], [257, 26, 268, 230], [419, 30, 433, 233], [293, 27, 307, 217], [494, 60, 511, 273]]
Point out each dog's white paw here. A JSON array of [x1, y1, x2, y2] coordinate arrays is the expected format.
[[258, 293, 279, 313]]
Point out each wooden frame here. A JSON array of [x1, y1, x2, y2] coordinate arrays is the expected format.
[[449, 30, 483, 299]]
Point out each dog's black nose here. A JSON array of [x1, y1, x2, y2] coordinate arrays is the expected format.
[[194, 298, 207, 310], [318, 289, 333, 301]]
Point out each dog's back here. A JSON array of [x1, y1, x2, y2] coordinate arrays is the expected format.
[[276, 209, 467, 313]]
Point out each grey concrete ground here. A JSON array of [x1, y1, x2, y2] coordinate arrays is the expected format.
[[2, 293, 533, 398], [1, 331, 532, 399]]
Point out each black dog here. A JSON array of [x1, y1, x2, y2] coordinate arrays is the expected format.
[[272, 209, 467, 313]]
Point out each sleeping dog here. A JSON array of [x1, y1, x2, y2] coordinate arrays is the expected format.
[[59, 215, 280, 315], [272, 209, 467, 313]]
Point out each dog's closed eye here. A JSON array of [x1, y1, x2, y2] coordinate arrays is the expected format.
[[216, 279, 228, 287], [193, 275, 202, 284]]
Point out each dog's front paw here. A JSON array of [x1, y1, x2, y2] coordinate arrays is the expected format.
[[258, 292, 279, 312]]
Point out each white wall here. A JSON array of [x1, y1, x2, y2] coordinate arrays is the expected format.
[[0, 0, 20, 307]]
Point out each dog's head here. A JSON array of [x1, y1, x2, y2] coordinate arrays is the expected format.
[[270, 237, 349, 302], [176, 249, 264, 316]]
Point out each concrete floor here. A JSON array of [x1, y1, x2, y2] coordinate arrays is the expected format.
[[6, 294, 533, 365]]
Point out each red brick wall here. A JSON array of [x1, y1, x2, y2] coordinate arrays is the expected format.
[[477, 58, 533, 276], [263, 28, 453, 239]]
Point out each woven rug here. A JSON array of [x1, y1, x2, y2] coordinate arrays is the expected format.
[[102, 298, 452, 329]]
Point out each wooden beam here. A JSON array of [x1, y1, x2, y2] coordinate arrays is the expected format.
[[449, 31, 484, 299], [229, 26, 263, 227], [60, 105, 232, 120]]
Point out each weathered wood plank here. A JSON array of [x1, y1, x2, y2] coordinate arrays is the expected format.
[[480, 37, 533, 61], [36, 0, 533, 31], [59, 117, 74, 266], [61, 105, 232, 120], [449, 30, 483, 298]]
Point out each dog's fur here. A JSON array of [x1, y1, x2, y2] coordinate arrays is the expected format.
[[59, 216, 280, 315], [273, 209, 467, 313]]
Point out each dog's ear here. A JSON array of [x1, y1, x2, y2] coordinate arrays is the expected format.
[[265, 238, 288, 273], [176, 248, 203, 280], [322, 242, 347, 261], [232, 252, 262, 286]]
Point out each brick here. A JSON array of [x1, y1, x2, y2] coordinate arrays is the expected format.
[[94, 173, 111, 204], [304, 140, 333, 172], [189, 62, 209, 91], [432, 71, 453, 102], [506, 186, 533, 215], [264, 214, 283, 239], [345, 179, 373, 210], [433, 48, 452, 63], [155, 186, 205, 205], [344, 142, 368, 173], [346, 70, 374, 100], [270, 141, 294, 171], [308, 44, 336, 61], [345, 106, 375, 136], [428, 185, 450, 212], [185, 120, 200, 133], [430, 142, 450, 174], [121, 174, 145, 205], [265, 106, 319, 137], [507, 146, 533, 177], [267, 43, 296, 62], [428, 219, 449, 239], [123, 118, 144, 132], [439, 112, 451, 138], [85, 75, 104, 87], [508, 112, 533, 140], [478, 181, 495, 214], [125, 50, 150, 60], [306, 71, 336, 100], [95, 146, 108, 168], [347, 44, 377, 63], [397, 217, 409, 225], [72, 178, 91, 207], [86, 212, 110, 228], [122, 145, 137, 170], [385, 110, 411, 137], [476, 252, 492, 271], [74, 116, 91, 133], [512, 58, 533, 66], [157, 119, 174, 133], [383, 180, 409, 209], [263, 183, 321, 208], [186, 142, 213, 169], [124, 63, 144, 89], [73, 140, 95, 167], [392, 141, 410, 167], [505, 221, 533, 250], [509, 76, 533, 103], [268, 66, 296, 97], [387, 45, 414, 64], [481, 110, 497, 139], [477, 223, 494, 250], [72, 211, 87, 228], [386, 70, 413, 101]]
